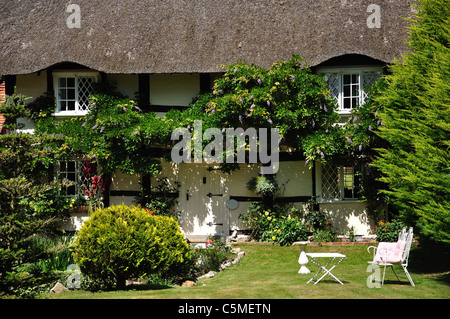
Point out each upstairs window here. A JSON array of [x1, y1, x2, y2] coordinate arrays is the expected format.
[[321, 67, 382, 114], [53, 72, 98, 115]]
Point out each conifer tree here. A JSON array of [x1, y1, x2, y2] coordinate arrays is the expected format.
[[373, 0, 449, 243]]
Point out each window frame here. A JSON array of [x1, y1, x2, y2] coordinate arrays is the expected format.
[[53, 71, 98, 116], [57, 159, 96, 198], [318, 66, 382, 115], [316, 162, 361, 203]]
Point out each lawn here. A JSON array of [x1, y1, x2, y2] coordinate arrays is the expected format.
[[43, 244, 449, 299]]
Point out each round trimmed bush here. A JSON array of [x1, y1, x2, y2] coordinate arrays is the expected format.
[[73, 204, 191, 290]]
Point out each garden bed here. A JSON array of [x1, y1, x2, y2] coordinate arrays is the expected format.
[[232, 240, 377, 247]]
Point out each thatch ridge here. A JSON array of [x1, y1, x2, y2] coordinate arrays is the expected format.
[[0, 0, 414, 75]]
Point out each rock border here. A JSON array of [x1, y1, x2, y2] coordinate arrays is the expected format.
[[181, 247, 246, 287]]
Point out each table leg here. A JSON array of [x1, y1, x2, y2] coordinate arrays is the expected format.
[[306, 256, 324, 284], [307, 257, 345, 285]]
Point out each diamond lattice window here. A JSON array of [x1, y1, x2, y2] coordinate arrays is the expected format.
[[323, 68, 382, 113], [321, 164, 340, 200], [361, 71, 381, 102], [321, 164, 360, 200], [59, 160, 95, 197], [327, 73, 340, 102], [77, 76, 95, 112]]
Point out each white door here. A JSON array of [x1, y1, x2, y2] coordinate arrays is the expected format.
[[179, 163, 228, 236]]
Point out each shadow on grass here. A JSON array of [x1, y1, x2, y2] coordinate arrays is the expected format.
[[125, 282, 173, 291], [408, 243, 450, 285]]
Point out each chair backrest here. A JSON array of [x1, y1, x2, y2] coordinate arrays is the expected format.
[[401, 227, 414, 264], [398, 227, 407, 241]]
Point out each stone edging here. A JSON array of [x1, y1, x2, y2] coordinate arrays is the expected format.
[[181, 247, 246, 287]]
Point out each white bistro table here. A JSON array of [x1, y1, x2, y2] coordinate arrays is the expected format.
[[306, 253, 346, 285]]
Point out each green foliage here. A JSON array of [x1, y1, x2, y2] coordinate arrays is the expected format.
[[303, 208, 338, 242], [0, 91, 31, 130], [190, 238, 232, 276], [241, 203, 307, 245], [158, 56, 344, 170], [0, 131, 74, 296], [23, 235, 74, 273], [303, 209, 328, 232], [35, 94, 169, 176], [372, 0, 450, 243], [246, 175, 278, 197], [72, 204, 192, 290], [0, 177, 73, 291], [31, 55, 353, 179], [136, 177, 181, 220], [0, 132, 68, 180], [375, 220, 406, 242], [312, 229, 338, 243]]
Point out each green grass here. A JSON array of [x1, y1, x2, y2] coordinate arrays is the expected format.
[[43, 244, 449, 299]]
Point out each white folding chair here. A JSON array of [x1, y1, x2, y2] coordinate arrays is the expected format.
[[367, 227, 415, 287]]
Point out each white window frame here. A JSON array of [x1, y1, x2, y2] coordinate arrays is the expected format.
[[53, 71, 98, 116], [58, 160, 83, 197], [318, 66, 382, 115], [57, 159, 96, 198]]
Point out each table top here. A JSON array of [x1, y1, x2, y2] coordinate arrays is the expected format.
[[306, 253, 346, 258]]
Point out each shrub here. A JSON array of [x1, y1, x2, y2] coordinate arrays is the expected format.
[[73, 204, 192, 290], [312, 229, 338, 243], [269, 216, 308, 246], [25, 235, 75, 272], [190, 239, 232, 277], [304, 209, 327, 232], [241, 203, 307, 245], [376, 219, 406, 242]]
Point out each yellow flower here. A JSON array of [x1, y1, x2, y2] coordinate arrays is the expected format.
[[267, 217, 271, 221], [265, 211, 269, 216], [272, 236, 276, 241]]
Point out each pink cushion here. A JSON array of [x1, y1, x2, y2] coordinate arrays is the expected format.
[[374, 241, 404, 264]]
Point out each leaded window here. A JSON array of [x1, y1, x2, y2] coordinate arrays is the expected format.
[[321, 164, 360, 200], [322, 68, 382, 113], [54, 72, 97, 115]]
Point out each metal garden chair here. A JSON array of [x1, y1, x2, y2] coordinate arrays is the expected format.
[[367, 227, 415, 287]]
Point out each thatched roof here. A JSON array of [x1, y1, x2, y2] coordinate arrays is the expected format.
[[0, 0, 414, 75]]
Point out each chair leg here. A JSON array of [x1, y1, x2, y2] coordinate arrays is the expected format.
[[382, 264, 387, 286], [402, 265, 415, 287], [390, 265, 401, 281]]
